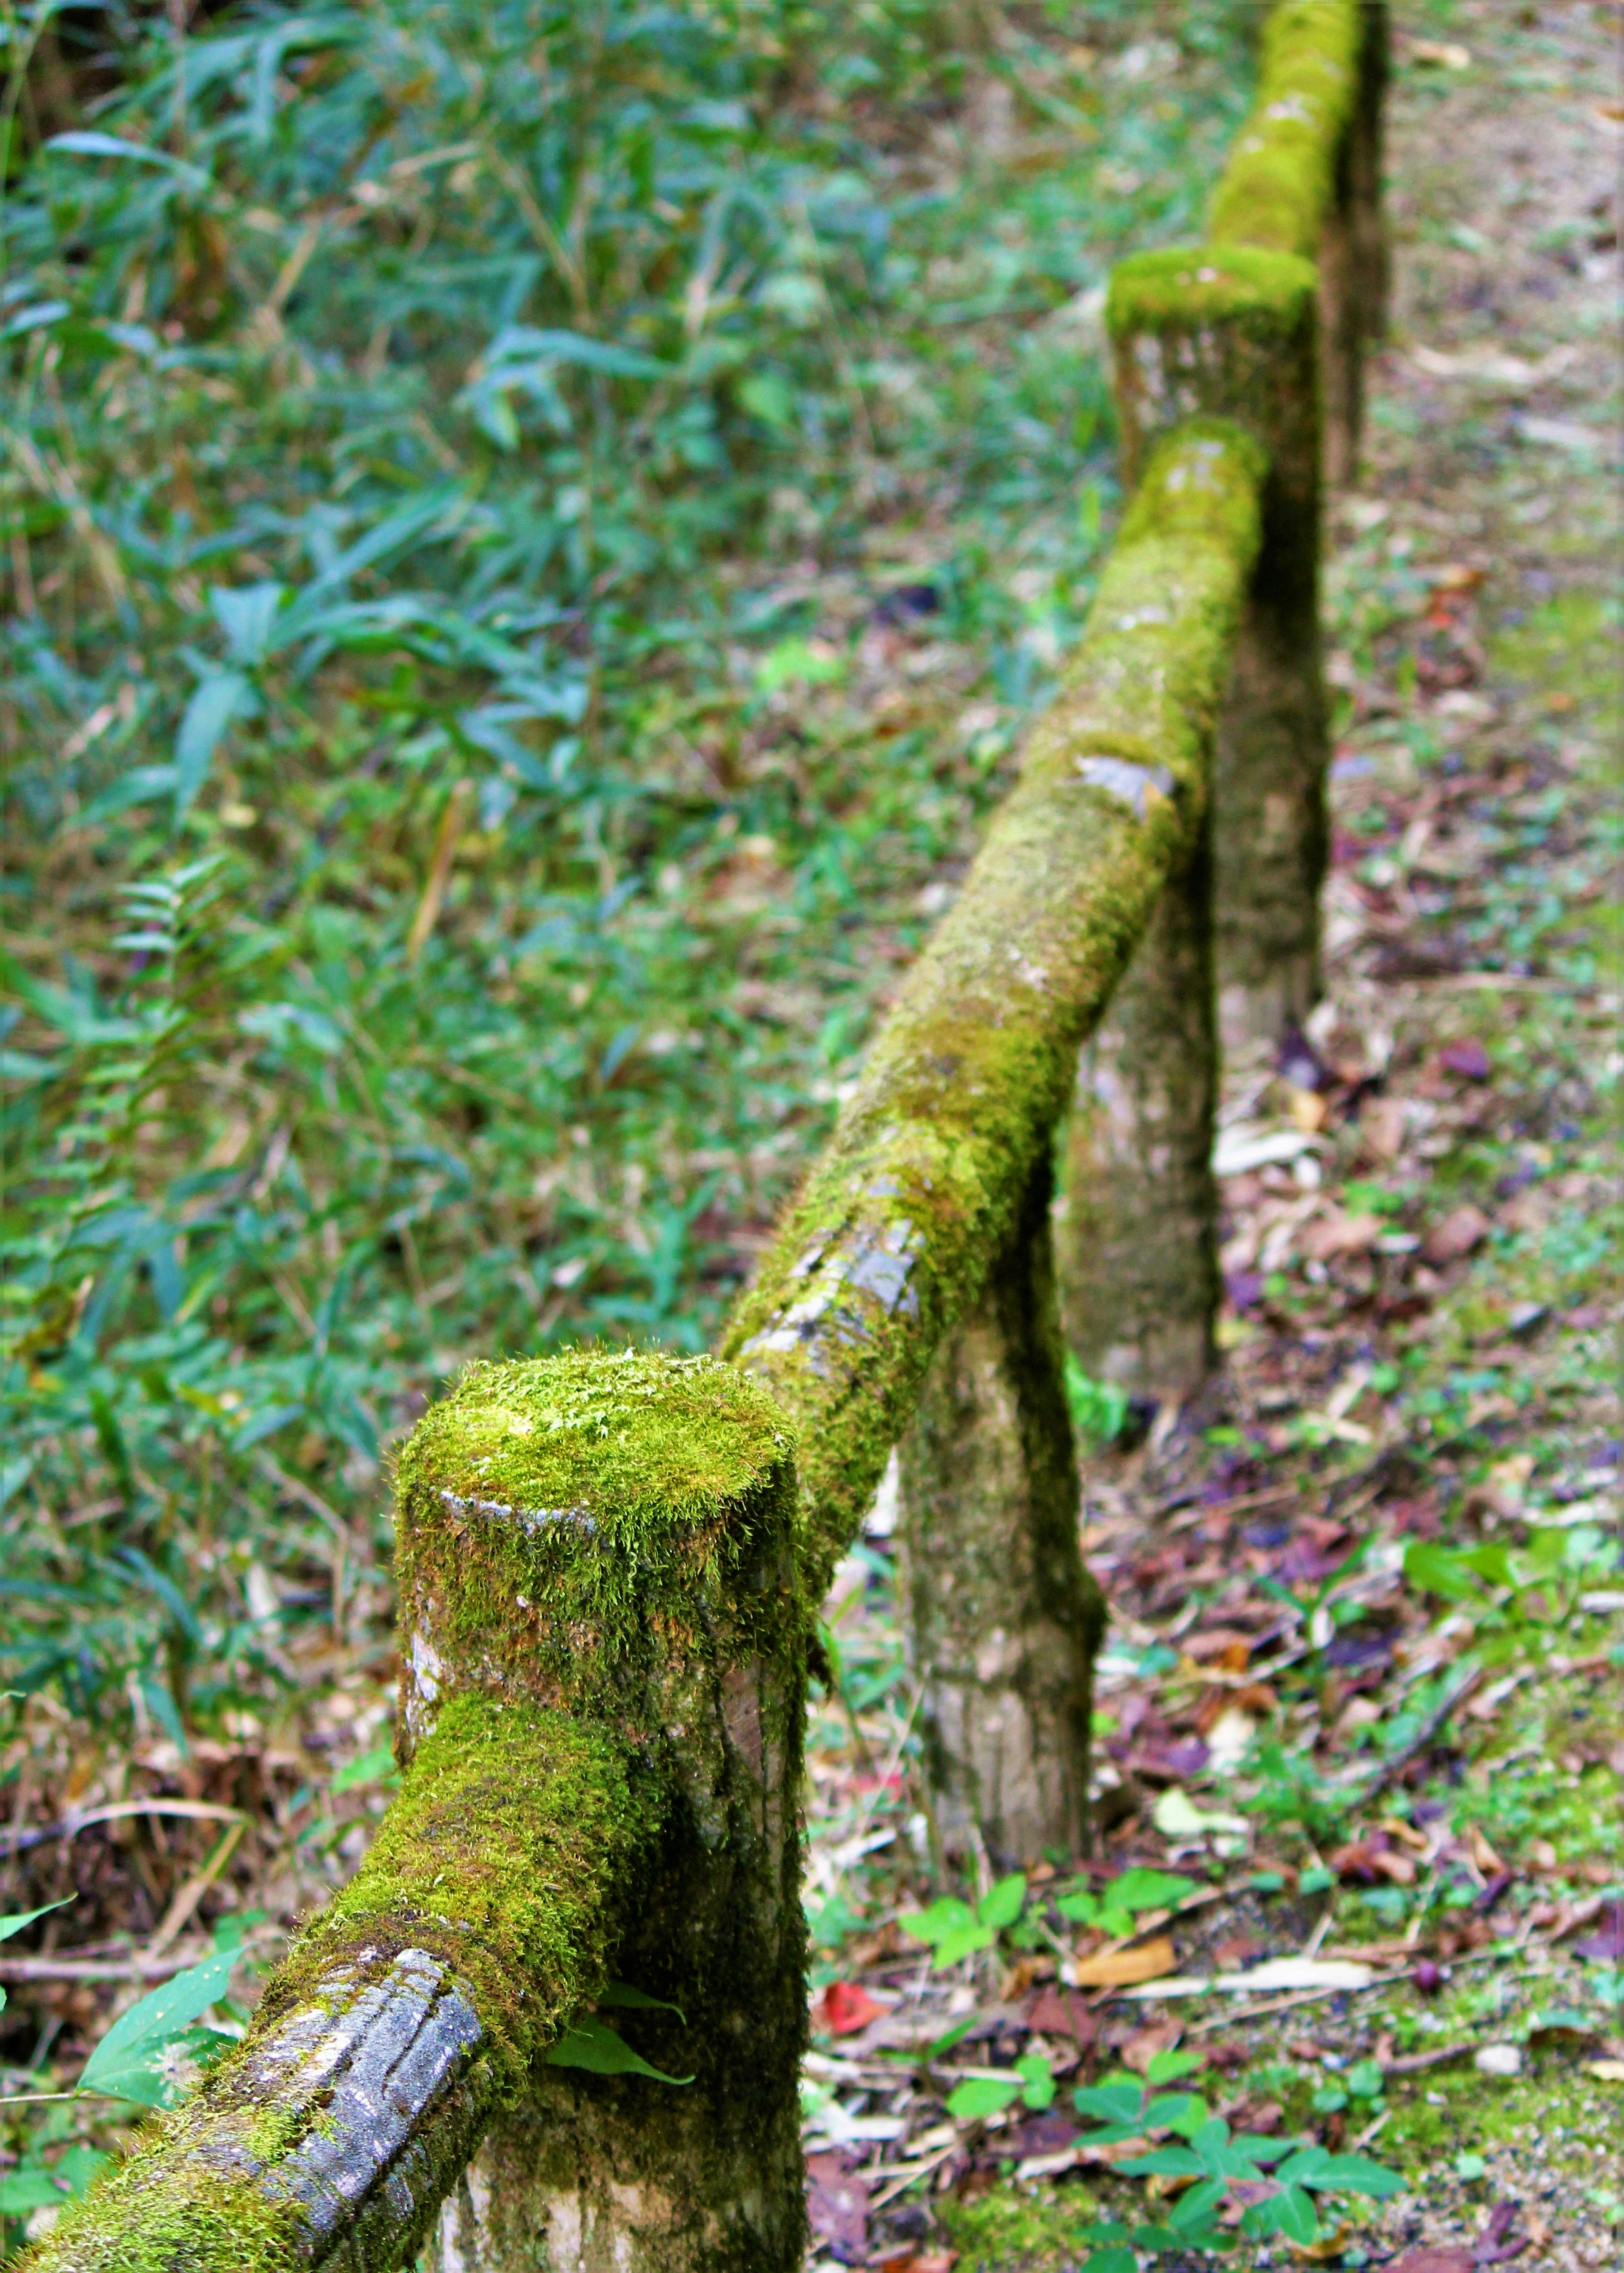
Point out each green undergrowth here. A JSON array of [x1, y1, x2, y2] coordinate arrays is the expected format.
[[939, 2185, 1105, 2273], [0, 0, 1258, 1748]]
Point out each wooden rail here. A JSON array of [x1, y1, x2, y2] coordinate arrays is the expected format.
[[21, 8, 1387, 2269]]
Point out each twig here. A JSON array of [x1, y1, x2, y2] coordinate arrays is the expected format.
[[1185, 1968, 1410, 2035], [1354, 1661, 1487, 1808], [143, 1820, 246, 1960], [0, 1799, 247, 1860], [0, 1953, 202, 1984], [1379, 2040, 1473, 2076]]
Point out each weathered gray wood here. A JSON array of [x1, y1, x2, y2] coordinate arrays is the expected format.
[[1057, 813, 1220, 1403], [898, 1162, 1107, 1867]]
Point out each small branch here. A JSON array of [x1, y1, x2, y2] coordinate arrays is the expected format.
[[1355, 1661, 1486, 1809]]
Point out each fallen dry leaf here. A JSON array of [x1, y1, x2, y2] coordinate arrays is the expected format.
[[1585, 2060, 1624, 2082], [805, 2152, 867, 2262], [1468, 1826, 1505, 1876], [1437, 1037, 1491, 1081], [1302, 1211, 1385, 1262], [1072, 1935, 1175, 1988], [1024, 1984, 1095, 2044], [1386, 2253, 1473, 2273], [1362, 1096, 1406, 1159], [1423, 1203, 1490, 1263], [1119, 2019, 1183, 2073], [1408, 38, 1471, 68], [1286, 2220, 1349, 2262]]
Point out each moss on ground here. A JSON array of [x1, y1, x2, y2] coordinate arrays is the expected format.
[[938, 2185, 1103, 2272]]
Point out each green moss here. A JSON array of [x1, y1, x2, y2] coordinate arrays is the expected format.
[[723, 425, 1264, 1598], [938, 2184, 1103, 2271], [1107, 247, 1319, 501], [1207, 0, 1361, 259], [24, 1356, 808, 2273], [273, 1694, 655, 2093], [17, 2157, 304, 2273], [20, 1702, 651, 2273], [395, 1350, 803, 1727], [1108, 241, 1319, 340]]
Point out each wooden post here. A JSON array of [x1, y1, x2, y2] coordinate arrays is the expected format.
[[410, 1356, 809, 2273], [1056, 808, 1221, 1403], [897, 1160, 1107, 1869], [1320, 1, 1391, 484], [1109, 245, 1326, 1048]]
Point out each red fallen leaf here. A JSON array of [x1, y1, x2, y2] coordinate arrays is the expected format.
[[805, 2151, 867, 2264], [817, 1980, 883, 2037], [1024, 1985, 1096, 2046], [1423, 1203, 1491, 1264], [1438, 1037, 1491, 1080], [1387, 2254, 1474, 2273]]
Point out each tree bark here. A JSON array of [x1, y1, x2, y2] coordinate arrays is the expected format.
[[897, 1163, 1107, 1871], [1056, 814, 1220, 1402]]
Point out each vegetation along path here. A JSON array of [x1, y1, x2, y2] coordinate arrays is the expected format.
[[0, 3, 1618, 2270]]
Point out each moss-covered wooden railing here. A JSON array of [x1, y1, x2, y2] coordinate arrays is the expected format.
[[23, 8, 1387, 2271]]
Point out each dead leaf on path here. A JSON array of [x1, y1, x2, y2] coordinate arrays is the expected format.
[[1301, 1211, 1384, 1262], [1362, 1096, 1406, 1160], [1585, 2059, 1624, 2082], [1182, 1628, 1251, 1663], [1386, 2253, 1473, 2273], [1408, 39, 1471, 68], [1119, 2019, 1183, 2074], [817, 1980, 885, 2036], [1423, 1204, 1490, 1263], [1286, 2221, 1349, 2262], [1468, 1826, 1505, 1876], [1438, 1037, 1491, 1081], [1024, 1984, 1095, 2044], [805, 2152, 867, 2263], [1073, 1935, 1175, 1988]]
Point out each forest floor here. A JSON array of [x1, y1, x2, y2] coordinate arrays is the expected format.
[[1, 5, 1618, 2270], [796, 10, 1623, 2273]]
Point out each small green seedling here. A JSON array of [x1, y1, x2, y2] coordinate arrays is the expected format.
[[901, 1873, 1026, 1967]]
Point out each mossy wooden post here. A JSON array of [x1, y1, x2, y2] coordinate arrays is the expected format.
[[1314, 1, 1390, 483], [408, 1356, 807, 2273], [1056, 808, 1221, 1402], [1109, 246, 1325, 1049], [23, 1353, 807, 2273], [897, 1160, 1107, 1869], [1352, 5, 1391, 351]]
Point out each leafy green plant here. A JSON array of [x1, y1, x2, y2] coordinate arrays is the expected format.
[[0, 1902, 74, 2020], [1055, 1867, 1195, 1936], [901, 1872, 1027, 1968], [1064, 1355, 1129, 1446], [1, 0, 1252, 1746], [945, 2050, 1055, 2121], [1067, 2054, 1403, 2263], [73, 1947, 241, 2108]]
